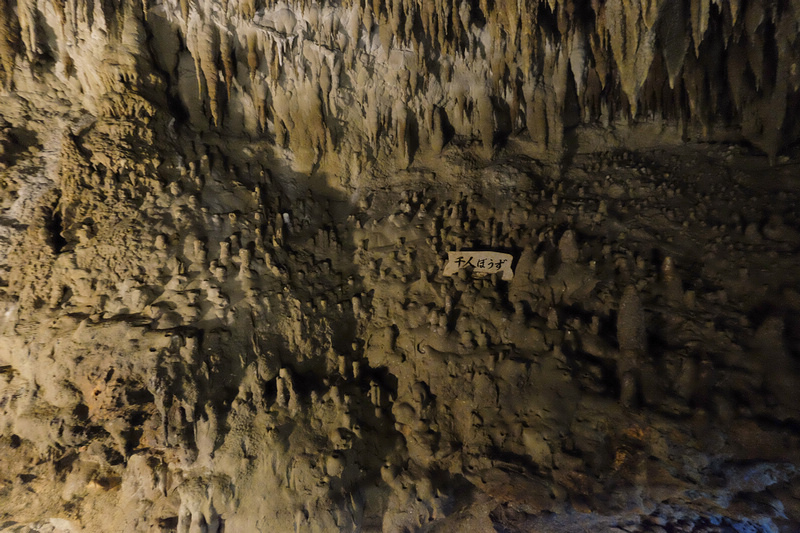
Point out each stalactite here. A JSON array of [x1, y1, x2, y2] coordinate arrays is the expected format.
[[390, 0, 402, 45], [729, 0, 740, 24], [588, 31, 609, 90], [690, 0, 711, 56], [568, 27, 588, 106], [2, 4, 800, 529], [378, 15, 393, 51], [605, 0, 656, 116], [319, 59, 331, 112], [363, 5, 373, 37], [220, 29, 235, 99], [0, 0, 19, 88], [642, 0, 660, 30], [269, 39, 280, 83], [240, 0, 256, 20], [52, 0, 67, 25], [254, 79, 268, 131], [659, 0, 690, 89], [490, 47, 504, 89], [17, 0, 38, 61], [192, 18, 221, 126], [246, 33, 259, 80], [1, 0, 793, 171]]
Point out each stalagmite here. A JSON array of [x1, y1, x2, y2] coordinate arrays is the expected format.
[[0, 1, 799, 532], [525, 78, 548, 147], [394, 100, 409, 166], [430, 106, 445, 153], [477, 89, 494, 156], [617, 285, 646, 407]]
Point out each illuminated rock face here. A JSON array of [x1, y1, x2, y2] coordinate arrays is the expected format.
[[1, 0, 799, 165], [1, 1, 800, 532]]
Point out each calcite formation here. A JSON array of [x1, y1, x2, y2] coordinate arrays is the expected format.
[[1, 0, 799, 165], [1, 0, 800, 532]]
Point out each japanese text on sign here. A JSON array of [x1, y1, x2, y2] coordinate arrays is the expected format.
[[443, 251, 514, 281]]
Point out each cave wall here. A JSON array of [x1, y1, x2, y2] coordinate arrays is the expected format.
[[1, 1, 800, 532]]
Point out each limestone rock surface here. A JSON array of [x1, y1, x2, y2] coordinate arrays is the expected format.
[[1, 1, 800, 532]]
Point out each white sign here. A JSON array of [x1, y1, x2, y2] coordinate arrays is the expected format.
[[443, 251, 514, 281]]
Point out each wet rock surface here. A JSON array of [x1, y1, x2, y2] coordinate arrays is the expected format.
[[0, 1, 800, 532]]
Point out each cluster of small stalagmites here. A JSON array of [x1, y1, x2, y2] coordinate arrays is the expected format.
[[4, 131, 292, 331], [339, 177, 800, 530], [1, 0, 797, 166], [345, 162, 778, 489], [3, 133, 800, 530], [0, 130, 394, 528]]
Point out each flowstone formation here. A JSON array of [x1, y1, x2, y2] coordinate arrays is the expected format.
[[1, 0, 800, 532]]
